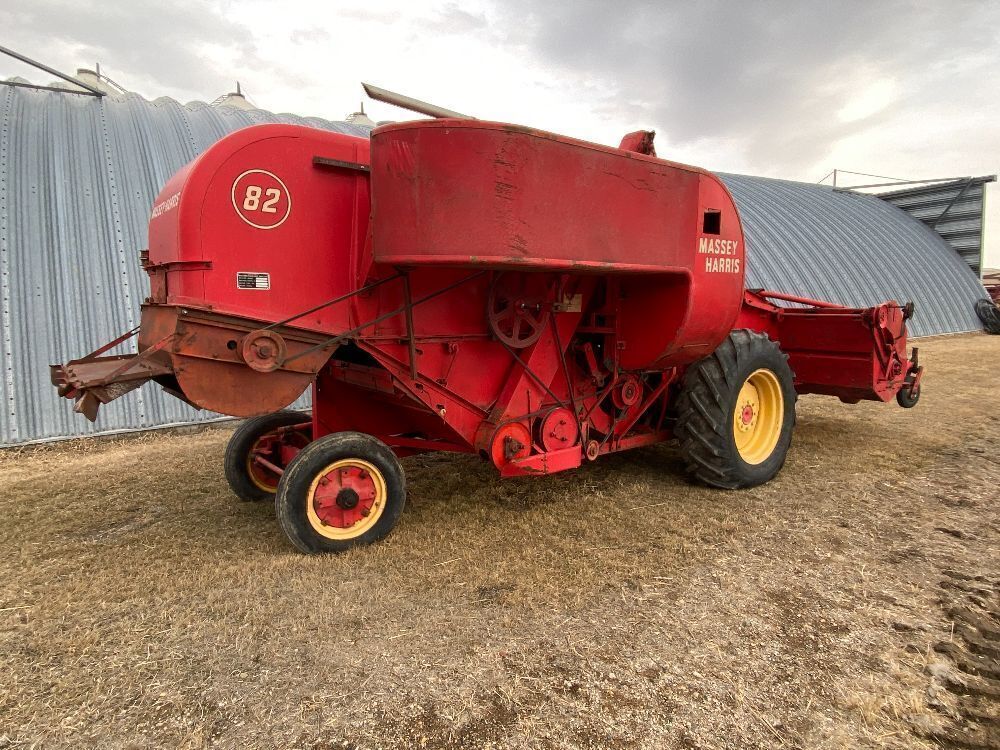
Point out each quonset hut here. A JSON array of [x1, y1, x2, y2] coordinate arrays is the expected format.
[[0, 86, 990, 444]]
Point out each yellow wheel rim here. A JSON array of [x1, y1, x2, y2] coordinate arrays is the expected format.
[[247, 429, 309, 493], [305, 458, 386, 540], [247, 453, 279, 493], [733, 368, 784, 465]]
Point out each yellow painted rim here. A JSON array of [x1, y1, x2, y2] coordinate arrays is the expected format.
[[305, 458, 386, 540], [733, 368, 784, 465], [247, 452, 279, 493]]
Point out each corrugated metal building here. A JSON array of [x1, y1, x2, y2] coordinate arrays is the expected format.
[[0, 87, 990, 445], [720, 173, 989, 335], [876, 177, 995, 277]]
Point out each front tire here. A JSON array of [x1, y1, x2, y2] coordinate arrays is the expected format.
[[675, 330, 797, 489], [275, 432, 406, 554]]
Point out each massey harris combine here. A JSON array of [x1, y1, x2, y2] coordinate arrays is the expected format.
[[52, 99, 923, 553]]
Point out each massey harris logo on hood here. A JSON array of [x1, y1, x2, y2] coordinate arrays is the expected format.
[[698, 237, 742, 274], [150, 191, 180, 219]]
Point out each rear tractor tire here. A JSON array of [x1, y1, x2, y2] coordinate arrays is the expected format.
[[974, 298, 1000, 335], [224, 410, 311, 502], [275, 432, 406, 554], [675, 330, 797, 489]]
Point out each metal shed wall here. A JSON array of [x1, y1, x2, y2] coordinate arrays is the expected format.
[[719, 173, 988, 337], [875, 177, 994, 276], [0, 87, 989, 445]]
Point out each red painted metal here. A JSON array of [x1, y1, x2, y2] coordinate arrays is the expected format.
[[312, 464, 378, 529], [748, 289, 846, 309], [540, 407, 579, 453], [51, 120, 920, 479], [248, 422, 311, 489], [738, 290, 919, 403], [371, 120, 744, 369], [983, 271, 1000, 304], [618, 130, 657, 156]]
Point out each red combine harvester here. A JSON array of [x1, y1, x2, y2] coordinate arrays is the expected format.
[[52, 113, 923, 553]]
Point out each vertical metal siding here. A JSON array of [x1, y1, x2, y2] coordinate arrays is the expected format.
[[876, 178, 993, 276], [0, 87, 989, 445], [718, 173, 989, 338]]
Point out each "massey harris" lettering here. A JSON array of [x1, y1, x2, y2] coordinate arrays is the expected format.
[[698, 236, 742, 274], [704, 256, 741, 273], [698, 237, 739, 256], [150, 192, 180, 219]]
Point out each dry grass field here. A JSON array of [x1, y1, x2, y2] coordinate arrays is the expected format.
[[1, 334, 998, 749]]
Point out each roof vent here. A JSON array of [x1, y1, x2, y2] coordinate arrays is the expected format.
[[345, 102, 375, 128], [213, 81, 256, 110]]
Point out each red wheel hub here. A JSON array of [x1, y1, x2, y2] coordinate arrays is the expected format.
[[312, 465, 379, 528], [741, 405, 755, 425], [240, 329, 287, 372], [248, 428, 309, 491]]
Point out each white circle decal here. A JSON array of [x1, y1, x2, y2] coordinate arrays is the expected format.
[[231, 169, 292, 230]]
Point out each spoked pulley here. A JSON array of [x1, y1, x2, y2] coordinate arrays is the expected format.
[[487, 272, 555, 348]]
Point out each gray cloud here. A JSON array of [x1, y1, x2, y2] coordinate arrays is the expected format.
[[417, 3, 490, 34], [2, 0, 996, 187], [492, 0, 1000, 176], [290, 27, 331, 45], [1, 0, 265, 98]]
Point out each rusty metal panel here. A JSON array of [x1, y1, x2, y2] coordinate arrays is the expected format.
[[0, 87, 368, 445], [718, 173, 989, 339]]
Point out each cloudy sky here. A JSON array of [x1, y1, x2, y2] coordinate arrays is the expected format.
[[3, 0, 999, 266]]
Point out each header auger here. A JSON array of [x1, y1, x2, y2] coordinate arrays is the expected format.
[[52, 118, 922, 553]]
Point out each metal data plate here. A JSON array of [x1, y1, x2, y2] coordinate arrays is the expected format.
[[237, 272, 270, 290]]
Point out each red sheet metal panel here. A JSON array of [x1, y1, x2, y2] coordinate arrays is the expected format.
[[370, 120, 742, 273], [147, 125, 371, 335], [370, 120, 746, 366]]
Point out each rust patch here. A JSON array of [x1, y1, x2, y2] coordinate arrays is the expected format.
[[494, 181, 515, 201]]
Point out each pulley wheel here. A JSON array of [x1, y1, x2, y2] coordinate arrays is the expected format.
[[612, 375, 642, 409], [240, 329, 287, 372], [489, 422, 532, 468], [540, 407, 579, 452], [487, 273, 552, 349]]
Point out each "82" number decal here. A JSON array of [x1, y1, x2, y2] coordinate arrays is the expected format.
[[231, 169, 291, 229], [242, 185, 282, 213]]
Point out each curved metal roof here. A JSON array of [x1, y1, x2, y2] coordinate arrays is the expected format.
[[0, 87, 988, 444], [719, 173, 987, 337]]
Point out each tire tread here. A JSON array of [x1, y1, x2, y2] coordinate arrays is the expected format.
[[675, 330, 797, 489]]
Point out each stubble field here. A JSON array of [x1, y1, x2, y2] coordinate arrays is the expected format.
[[1, 333, 998, 749]]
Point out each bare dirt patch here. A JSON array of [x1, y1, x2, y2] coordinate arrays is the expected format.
[[1, 333, 997, 749]]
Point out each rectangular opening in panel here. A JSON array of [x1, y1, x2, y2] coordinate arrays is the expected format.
[[703, 210, 722, 235]]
